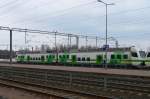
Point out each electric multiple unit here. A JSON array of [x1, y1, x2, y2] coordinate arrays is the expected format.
[[16, 47, 148, 68], [145, 52, 150, 66]]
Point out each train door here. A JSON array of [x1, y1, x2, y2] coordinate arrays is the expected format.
[[96, 55, 103, 64], [71, 55, 77, 64]]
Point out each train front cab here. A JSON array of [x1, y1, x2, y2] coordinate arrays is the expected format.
[[145, 52, 150, 66], [130, 51, 145, 66]]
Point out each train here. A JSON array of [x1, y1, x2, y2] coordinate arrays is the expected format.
[[16, 47, 150, 68], [145, 51, 150, 66]]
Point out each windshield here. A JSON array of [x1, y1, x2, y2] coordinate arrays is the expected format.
[[139, 51, 146, 58]]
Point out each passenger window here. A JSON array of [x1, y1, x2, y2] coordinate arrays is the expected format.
[[27, 56, 30, 60], [72, 55, 76, 61], [41, 56, 45, 60], [59, 55, 62, 58], [87, 57, 90, 61], [123, 55, 128, 59], [67, 55, 69, 58], [78, 57, 81, 61], [117, 55, 121, 59], [82, 57, 85, 61], [97, 55, 102, 60], [111, 54, 115, 59]]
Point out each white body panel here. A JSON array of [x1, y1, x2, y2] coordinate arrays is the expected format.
[[16, 47, 145, 66]]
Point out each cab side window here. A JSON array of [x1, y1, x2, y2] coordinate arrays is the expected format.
[[131, 52, 138, 57]]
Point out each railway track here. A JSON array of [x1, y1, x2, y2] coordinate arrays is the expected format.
[[0, 65, 150, 99], [0, 78, 108, 99]]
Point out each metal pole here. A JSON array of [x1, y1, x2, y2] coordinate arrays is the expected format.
[[76, 36, 79, 50], [97, 0, 114, 69], [105, 4, 108, 69], [55, 32, 57, 51], [25, 31, 27, 44], [70, 36, 72, 50], [86, 36, 88, 52], [68, 34, 70, 52], [116, 40, 118, 48], [25, 31, 27, 53], [96, 36, 98, 48], [55, 32, 58, 63], [10, 29, 12, 64]]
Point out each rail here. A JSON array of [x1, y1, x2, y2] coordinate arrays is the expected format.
[[0, 65, 150, 99], [0, 78, 108, 99]]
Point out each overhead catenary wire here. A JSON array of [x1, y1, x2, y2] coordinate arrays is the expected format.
[[7, 0, 122, 25], [1, 2, 144, 28], [26, 5, 149, 32], [0, 4, 149, 37], [0, 25, 119, 50], [0, 0, 121, 18], [0, 0, 31, 19], [0, 25, 108, 40], [47, 5, 150, 28], [1, 0, 149, 27], [23, 0, 123, 23], [0, 0, 19, 9], [2, 25, 121, 51], [10, 1, 98, 25], [0, 0, 61, 19]]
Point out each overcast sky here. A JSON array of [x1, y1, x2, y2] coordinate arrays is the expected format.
[[0, 0, 150, 50]]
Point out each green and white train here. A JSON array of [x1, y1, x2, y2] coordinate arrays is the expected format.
[[145, 51, 150, 66], [16, 47, 149, 68]]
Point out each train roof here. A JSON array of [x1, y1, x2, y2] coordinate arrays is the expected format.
[[16, 47, 135, 55], [77, 47, 132, 52]]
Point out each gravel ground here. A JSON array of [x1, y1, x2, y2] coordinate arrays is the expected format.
[[0, 84, 60, 99]]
